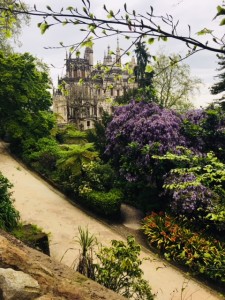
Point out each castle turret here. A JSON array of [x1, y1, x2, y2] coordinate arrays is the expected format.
[[84, 47, 93, 66], [116, 37, 121, 66], [103, 46, 113, 66]]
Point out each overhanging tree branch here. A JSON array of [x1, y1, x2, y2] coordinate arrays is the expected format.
[[0, 1, 225, 55]]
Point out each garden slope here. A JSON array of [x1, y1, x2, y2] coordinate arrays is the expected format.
[[0, 142, 222, 300]]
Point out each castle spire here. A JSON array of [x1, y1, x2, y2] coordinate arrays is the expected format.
[[116, 37, 121, 66], [104, 45, 112, 65]]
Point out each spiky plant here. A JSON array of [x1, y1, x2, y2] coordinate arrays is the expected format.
[[74, 226, 97, 279]]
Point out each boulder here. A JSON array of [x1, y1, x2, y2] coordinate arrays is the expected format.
[[0, 268, 41, 300], [0, 230, 125, 300]]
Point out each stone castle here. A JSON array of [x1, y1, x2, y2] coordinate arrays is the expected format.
[[53, 39, 137, 130]]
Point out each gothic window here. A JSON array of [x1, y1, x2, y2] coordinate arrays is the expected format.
[[87, 121, 90, 127], [117, 90, 120, 96], [86, 107, 90, 117], [99, 107, 103, 116], [111, 88, 114, 96]]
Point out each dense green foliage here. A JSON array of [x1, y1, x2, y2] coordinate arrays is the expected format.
[[211, 54, 225, 106], [74, 228, 154, 300], [75, 161, 122, 217], [95, 236, 154, 300], [56, 125, 87, 145], [0, 51, 54, 153], [142, 213, 225, 287], [81, 189, 122, 217], [0, 172, 19, 231], [86, 112, 112, 160], [22, 125, 122, 218], [153, 148, 225, 230]]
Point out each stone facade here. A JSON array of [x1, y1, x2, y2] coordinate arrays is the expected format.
[[53, 39, 137, 130]]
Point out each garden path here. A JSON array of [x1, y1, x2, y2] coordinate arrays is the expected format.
[[0, 142, 222, 300]]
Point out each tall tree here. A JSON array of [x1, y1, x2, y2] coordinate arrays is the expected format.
[[0, 51, 53, 145], [134, 41, 151, 88], [0, 0, 29, 51], [152, 53, 201, 111], [210, 54, 225, 107], [133, 41, 156, 102], [115, 41, 156, 104]]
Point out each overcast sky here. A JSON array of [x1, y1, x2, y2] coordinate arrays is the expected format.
[[14, 0, 224, 107]]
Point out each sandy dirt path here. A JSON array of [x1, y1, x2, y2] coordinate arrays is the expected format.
[[0, 142, 222, 300]]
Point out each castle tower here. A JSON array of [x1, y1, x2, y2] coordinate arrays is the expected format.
[[130, 55, 136, 68], [116, 37, 121, 66], [84, 47, 93, 66], [103, 46, 112, 66]]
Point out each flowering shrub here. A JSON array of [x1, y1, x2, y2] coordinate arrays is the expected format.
[[142, 212, 225, 286], [164, 173, 215, 215], [182, 109, 205, 151], [154, 149, 225, 229], [182, 107, 225, 159], [183, 109, 206, 125], [106, 101, 186, 182]]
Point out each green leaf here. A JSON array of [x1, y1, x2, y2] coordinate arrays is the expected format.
[[107, 10, 114, 19], [197, 28, 213, 36], [148, 38, 155, 45], [214, 5, 225, 19], [161, 36, 168, 42], [220, 18, 225, 26], [39, 23, 51, 34], [89, 24, 96, 34], [81, 38, 94, 48], [145, 65, 153, 73]]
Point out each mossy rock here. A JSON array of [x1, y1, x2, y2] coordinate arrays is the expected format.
[[12, 224, 50, 256]]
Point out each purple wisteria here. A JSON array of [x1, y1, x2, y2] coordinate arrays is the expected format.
[[183, 109, 206, 125], [164, 173, 214, 215], [105, 101, 187, 181]]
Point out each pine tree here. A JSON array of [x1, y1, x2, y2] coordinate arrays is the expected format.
[[211, 54, 225, 107]]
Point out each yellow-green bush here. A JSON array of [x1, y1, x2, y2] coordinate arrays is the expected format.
[[81, 189, 122, 217]]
